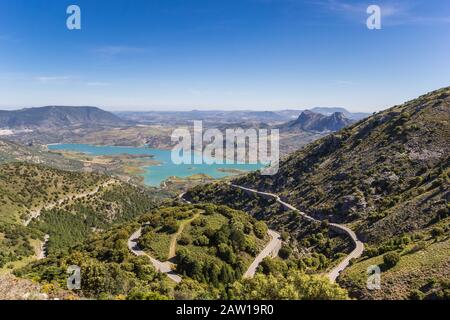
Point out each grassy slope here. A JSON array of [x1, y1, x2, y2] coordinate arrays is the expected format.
[[340, 219, 449, 300]]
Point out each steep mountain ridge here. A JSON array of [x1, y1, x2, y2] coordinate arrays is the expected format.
[[185, 87, 450, 299], [309, 107, 370, 121], [283, 110, 354, 132], [237, 87, 449, 242]]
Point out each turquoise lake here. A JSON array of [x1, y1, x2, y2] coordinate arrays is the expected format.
[[48, 144, 263, 187]]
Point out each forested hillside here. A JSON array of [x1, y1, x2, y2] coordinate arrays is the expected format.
[[0, 162, 160, 269], [137, 204, 268, 286], [15, 204, 348, 300], [185, 184, 352, 273]]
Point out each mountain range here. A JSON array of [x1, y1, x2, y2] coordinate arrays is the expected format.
[[116, 108, 370, 125], [1, 88, 448, 300], [0, 106, 129, 129]]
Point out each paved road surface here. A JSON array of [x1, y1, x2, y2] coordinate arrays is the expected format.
[[243, 229, 282, 278], [231, 184, 364, 282]]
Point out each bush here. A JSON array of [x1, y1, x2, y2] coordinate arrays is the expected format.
[[193, 235, 209, 246], [409, 289, 425, 300], [217, 243, 236, 264], [278, 245, 292, 260], [177, 234, 191, 245], [431, 227, 444, 238], [383, 252, 400, 269], [228, 271, 349, 300], [162, 219, 179, 234], [127, 290, 170, 300], [253, 221, 268, 239], [280, 231, 289, 241], [243, 237, 258, 256]]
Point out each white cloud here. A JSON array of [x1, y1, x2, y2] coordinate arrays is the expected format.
[[317, 0, 450, 26], [94, 45, 146, 56], [36, 76, 72, 83], [334, 80, 356, 86], [85, 81, 110, 87]]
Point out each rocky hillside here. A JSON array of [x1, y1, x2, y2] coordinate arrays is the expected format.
[[0, 106, 129, 129], [309, 107, 370, 121], [186, 87, 449, 299], [238, 87, 449, 243], [0, 274, 75, 300], [282, 110, 354, 132]]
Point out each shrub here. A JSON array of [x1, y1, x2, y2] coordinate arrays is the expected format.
[[162, 219, 179, 234], [243, 237, 258, 256], [431, 227, 444, 238], [408, 241, 426, 254], [253, 221, 268, 239], [217, 243, 236, 264], [409, 289, 425, 300], [228, 271, 349, 300], [280, 231, 289, 241], [259, 257, 284, 275], [193, 235, 209, 246], [383, 252, 400, 269], [177, 234, 191, 245], [364, 247, 379, 258], [278, 245, 292, 260]]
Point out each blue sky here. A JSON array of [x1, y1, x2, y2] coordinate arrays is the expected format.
[[0, 0, 449, 112]]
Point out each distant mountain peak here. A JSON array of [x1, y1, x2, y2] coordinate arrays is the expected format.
[[284, 110, 354, 132]]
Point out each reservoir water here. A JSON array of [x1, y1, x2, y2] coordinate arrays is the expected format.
[[48, 144, 263, 187]]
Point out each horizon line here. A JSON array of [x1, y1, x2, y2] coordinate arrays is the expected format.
[[0, 105, 374, 114]]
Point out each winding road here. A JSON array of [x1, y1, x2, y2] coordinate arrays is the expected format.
[[127, 227, 182, 283], [126, 192, 284, 282], [230, 184, 364, 282], [243, 229, 282, 278], [179, 192, 282, 278]]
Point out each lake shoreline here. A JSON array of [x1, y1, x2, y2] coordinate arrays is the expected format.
[[48, 143, 262, 187]]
